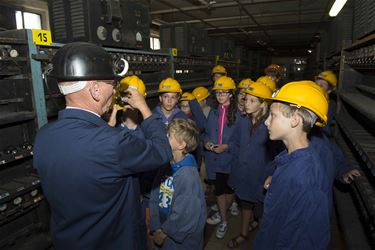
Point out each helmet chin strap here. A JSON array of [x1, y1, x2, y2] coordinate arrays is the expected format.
[[58, 81, 88, 95]]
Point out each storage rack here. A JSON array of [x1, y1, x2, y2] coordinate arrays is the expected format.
[[335, 32, 375, 243]]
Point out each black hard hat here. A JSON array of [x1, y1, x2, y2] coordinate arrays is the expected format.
[[50, 42, 115, 81]]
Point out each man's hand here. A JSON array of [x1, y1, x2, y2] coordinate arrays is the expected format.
[[122, 88, 151, 119]]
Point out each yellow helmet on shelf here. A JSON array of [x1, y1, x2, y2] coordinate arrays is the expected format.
[[238, 78, 254, 89], [270, 80, 328, 126], [180, 92, 195, 101], [256, 76, 277, 92], [243, 81, 273, 99], [158, 78, 182, 94], [192, 86, 210, 102], [315, 70, 337, 88], [212, 76, 236, 90], [211, 65, 227, 75]]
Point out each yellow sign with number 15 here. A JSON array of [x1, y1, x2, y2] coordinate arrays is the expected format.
[[32, 29, 52, 46]]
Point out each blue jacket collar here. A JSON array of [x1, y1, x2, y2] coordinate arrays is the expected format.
[[275, 146, 311, 166], [58, 108, 107, 127], [171, 154, 197, 175]]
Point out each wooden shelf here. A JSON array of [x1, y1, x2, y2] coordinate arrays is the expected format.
[[336, 114, 375, 175], [340, 92, 375, 125], [0, 111, 35, 126], [345, 33, 375, 51]]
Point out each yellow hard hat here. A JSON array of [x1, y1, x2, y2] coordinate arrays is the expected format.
[[270, 80, 328, 126], [264, 64, 284, 77], [243, 81, 273, 99], [119, 75, 146, 97], [238, 78, 254, 89], [192, 86, 210, 102], [180, 92, 195, 101], [315, 70, 337, 88], [211, 65, 227, 75], [256, 76, 277, 92], [158, 77, 182, 94], [212, 76, 236, 91], [111, 75, 146, 110]]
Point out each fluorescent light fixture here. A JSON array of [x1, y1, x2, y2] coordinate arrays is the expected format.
[[307, 49, 312, 53], [329, 0, 347, 17]]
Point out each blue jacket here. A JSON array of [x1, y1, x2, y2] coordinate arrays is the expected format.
[[201, 107, 239, 179], [149, 154, 207, 250], [153, 106, 189, 126], [253, 147, 331, 250], [228, 115, 273, 202], [33, 109, 172, 250]]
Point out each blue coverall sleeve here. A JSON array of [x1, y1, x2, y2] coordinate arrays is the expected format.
[[189, 99, 207, 132], [227, 119, 240, 155], [149, 179, 162, 231], [117, 114, 172, 174], [161, 170, 204, 243], [276, 181, 330, 250]]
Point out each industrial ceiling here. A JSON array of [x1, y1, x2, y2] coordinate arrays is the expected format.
[[149, 0, 339, 56]]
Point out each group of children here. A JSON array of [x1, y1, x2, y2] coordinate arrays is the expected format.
[[113, 64, 360, 249]]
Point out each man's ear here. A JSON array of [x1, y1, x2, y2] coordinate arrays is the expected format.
[[290, 112, 301, 128], [159, 95, 162, 103], [89, 81, 101, 102]]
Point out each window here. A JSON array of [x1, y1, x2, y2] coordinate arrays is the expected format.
[[15, 11, 42, 29], [150, 37, 160, 50]]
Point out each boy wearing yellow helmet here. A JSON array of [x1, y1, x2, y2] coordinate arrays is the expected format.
[[179, 92, 195, 117], [264, 63, 284, 85], [155, 78, 188, 125], [254, 81, 331, 249], [211, 65, 227, 82], [192, 86, 211, 118], [236, 78, 254, 115]]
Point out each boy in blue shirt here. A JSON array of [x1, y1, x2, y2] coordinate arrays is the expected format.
[[149, 118, 207, 249], [254, 81, 331, 250]]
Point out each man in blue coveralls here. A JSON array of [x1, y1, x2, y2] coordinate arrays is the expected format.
[[33, 42, 172, 250]]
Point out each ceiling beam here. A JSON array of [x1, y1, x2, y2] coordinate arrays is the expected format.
[[206, 21, 329, 34], [232, 0, 273, 43], [151, 0, 297, 15], [160, 9, 323, 25], [154, 0, 260, 48]]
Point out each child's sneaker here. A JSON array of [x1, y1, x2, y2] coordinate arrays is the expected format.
[[229, 201, 239, 216], [216, 222, 228, 239], [210, 204, 219, 212], [206, 212, 221, 225]]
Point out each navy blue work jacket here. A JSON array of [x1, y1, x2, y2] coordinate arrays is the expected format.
[[228, 115, 273, 202], [33, 109, 172, 250], [253, 147, 331, 250], [202, 108, 240, 179]]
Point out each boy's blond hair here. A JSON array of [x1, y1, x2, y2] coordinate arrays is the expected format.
[[278, 102, 317, 133], [168, 119, 200, 154]]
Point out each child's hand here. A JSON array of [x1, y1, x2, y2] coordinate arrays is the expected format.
[[205, 141, 214, 151], [342, 169, 361, 184], [153, 229, 167, 246], [264, 176, 272, 190], [107, 105, 118, 127], [212, 144, 228, 154]]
